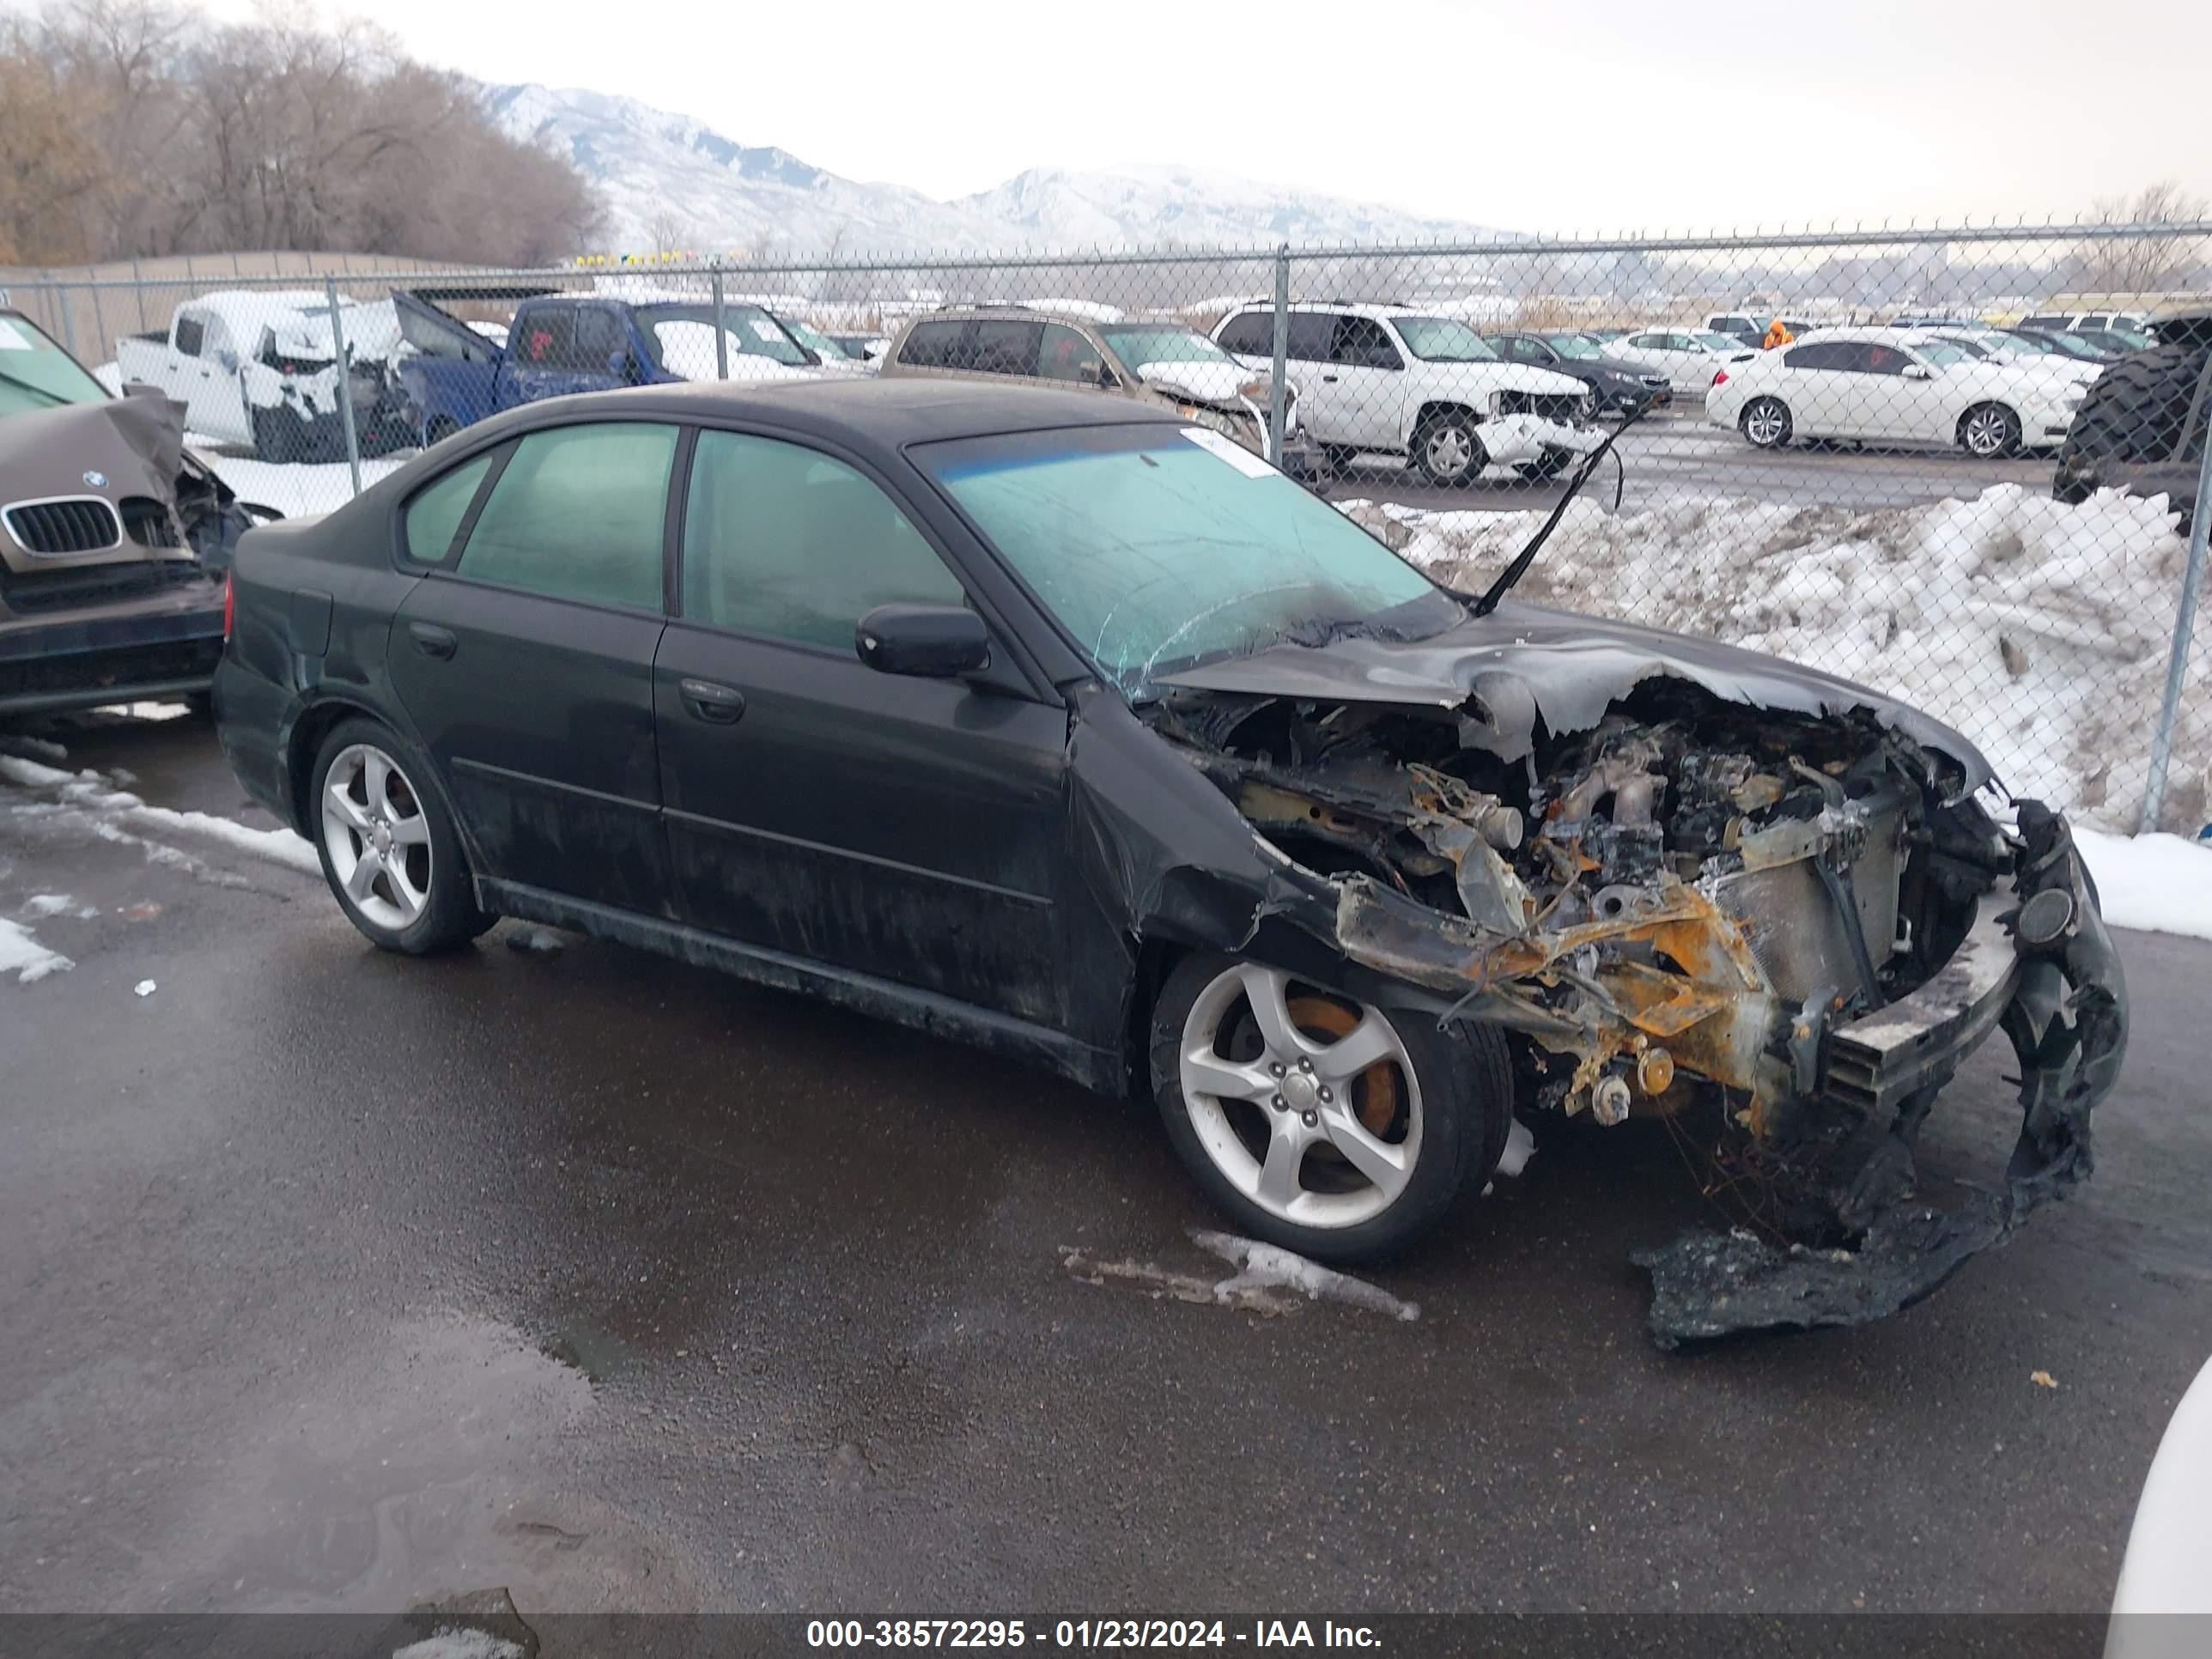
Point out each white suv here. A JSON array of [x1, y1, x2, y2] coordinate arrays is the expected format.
[[1212, 302, 1595, 485]]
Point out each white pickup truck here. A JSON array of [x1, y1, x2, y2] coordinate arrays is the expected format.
[[114, 290, 403, 463]]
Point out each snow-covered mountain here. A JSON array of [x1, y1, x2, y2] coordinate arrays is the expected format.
[[483, 83, 1507, 255]]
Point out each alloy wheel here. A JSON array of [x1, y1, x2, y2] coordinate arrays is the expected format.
[[320, 742, 434, 931], [1176, 963, 1423, 1229]]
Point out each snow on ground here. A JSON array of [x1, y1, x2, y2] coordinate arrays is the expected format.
[[1345, 483, 2207, 836], [2075, 829, 2212, 941], [21, 894, 99, 921], [0, 757, 320, 878], [0, 918, 72, 983]]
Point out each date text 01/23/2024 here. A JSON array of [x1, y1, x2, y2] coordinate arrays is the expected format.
[[805, 1620, 1383, 1649]]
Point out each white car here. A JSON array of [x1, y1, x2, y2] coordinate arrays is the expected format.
[[1212, 301, 1597, 485], [1924, 328, 2103, 393], [1705, 328, 2087, 457], [1607, 327, 1757, 393], [2106, 1353, 2212, 1657]]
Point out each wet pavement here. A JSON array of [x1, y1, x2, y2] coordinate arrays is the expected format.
[[2, 712, 2208, 1617]]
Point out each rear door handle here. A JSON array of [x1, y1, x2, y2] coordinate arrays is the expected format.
[[408, 622, 457, 659], [1322, 374, 1340, 383], [679, 678, 745, 724]]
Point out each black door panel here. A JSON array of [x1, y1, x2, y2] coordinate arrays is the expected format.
[[654, 626, 1067, 1025], [390, 579, 669, 913]]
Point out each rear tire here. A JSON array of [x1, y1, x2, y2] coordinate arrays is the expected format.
[[1149, 953, 1516, 1263], [248, 404, 299, 465], [1321, 443, 1359, 477], [309, 717, 490, 955]]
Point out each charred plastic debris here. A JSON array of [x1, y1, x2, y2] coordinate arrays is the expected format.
[[1143, 659, 2126, 1346]]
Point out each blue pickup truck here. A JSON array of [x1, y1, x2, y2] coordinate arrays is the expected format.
[[390, 289, 839, 446]]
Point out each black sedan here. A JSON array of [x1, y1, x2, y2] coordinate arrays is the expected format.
[[1485, 331, 1673, 414], [212, 380, 2121, 1339]]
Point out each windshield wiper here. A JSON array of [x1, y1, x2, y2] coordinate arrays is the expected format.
[[1470, 404, 1648, 618], [0, 368, 77, 409]]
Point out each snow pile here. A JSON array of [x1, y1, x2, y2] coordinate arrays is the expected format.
[[0, 918, 72, 984], [1, 757, 319, 878], [1346, 484, 2206, 834], [2075, 830, 2212, 941], [208, 454, 405, 518]]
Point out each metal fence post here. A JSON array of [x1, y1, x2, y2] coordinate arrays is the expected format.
[[1268, 244, 1290, 466], [2140, 427, 2212, 833], [86, 268, 106, 364], [55, 284, 80, 358], [711, 264, 729, 380], [325, 278, 364, 500]]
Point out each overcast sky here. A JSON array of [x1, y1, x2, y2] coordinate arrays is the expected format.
[[195, 0, 2209, 231]]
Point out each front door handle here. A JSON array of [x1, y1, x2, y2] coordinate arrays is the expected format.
[[1322, 373, 1340, 383], [680, 678, 745, 724], [408, 622, 457, 659]]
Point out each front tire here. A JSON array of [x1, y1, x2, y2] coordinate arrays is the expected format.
[[1959, 403, 2020, 459], [1741, 396, 1792, 449], [1412, 410, 1487, 486], [310, 718, 489, 954], [1149, 955, 1515, 1263]]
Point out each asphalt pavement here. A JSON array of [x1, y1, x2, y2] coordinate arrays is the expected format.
[[2, 712, 2206, 1620]]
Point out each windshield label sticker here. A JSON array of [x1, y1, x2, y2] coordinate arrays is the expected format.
[[1181, 426, 1273, 478], [0, 319, 32, 350]]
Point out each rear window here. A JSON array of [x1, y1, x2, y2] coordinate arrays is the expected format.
[[897, 320, 969, 369]]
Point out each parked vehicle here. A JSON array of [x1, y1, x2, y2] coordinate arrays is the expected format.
[[390, 289, 826, 447], [882, 305, 1310, 467], [2, 307, 273, 715], [1706, 328, 2087, 456], [1484, 331, 1671, 415], [830, 334, 890, 364], [1707, 312, 1831, 346], [114, 290, 406, 464], [1212, 302, 1595, 484], [2052, 311, 2210, 533], [2021, 309, 2154, 340], [1923, 328, 2104, 392], [1607, 328, 1757, 394], [2004, 327, 2119, 363], [2106, 1352, 2212, 1656], [210, 379, 2122, 1335], [774, 314, 874, 374]]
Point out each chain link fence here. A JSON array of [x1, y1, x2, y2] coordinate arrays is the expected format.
[[6, 220, 2206, 832]]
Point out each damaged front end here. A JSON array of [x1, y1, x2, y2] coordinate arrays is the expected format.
[[1143, 611, 2127, 1346]]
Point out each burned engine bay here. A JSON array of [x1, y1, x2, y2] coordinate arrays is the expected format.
[[1144, 672, 2127, 1346]]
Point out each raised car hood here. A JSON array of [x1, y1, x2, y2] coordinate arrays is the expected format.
[[1152, 597, 1994, 791], [0, 395, 192, 569], [1134, 360, 1256, 406]]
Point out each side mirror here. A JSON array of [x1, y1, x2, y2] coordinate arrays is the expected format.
[[1902, 363, 1935, 380], [855, 604, 991, 679]]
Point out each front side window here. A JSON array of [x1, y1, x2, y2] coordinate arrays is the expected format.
[[173, 313, 207, 358], [682, 430, 963, 650], [402, 451, 497, 564], [638, 304, 807, 374], [919, 424, 1451, 694], [969, 319, 1042, 376], [1284, 314, 1334, 362], [1036, 323, 1107, 385], [453, 422, 677, 610]]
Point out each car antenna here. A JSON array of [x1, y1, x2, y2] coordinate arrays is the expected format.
[[1470, 405, 1647, 618]]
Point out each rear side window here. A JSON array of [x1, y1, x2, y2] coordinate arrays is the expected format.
[[402, 451, 497, 564], [1216, 312, 1273, 356], [173, 313, 205, 357], [897, 320, 968, 368], [1784, 341, 1850, 370], [681, 430, 964, 650], [570, 307, 626, 369], [968, 319, 1042, 376], [454, 422, 677, 609]]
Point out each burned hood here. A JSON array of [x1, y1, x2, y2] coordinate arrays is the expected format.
[[1152, 597, 1995, 793]]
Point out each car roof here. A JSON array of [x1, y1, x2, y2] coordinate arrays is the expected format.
[[910, 304, 1121, 331], [455, 377, 1183, 453]]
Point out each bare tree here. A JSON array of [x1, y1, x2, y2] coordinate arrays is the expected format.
[[2075, 182, 2212, 295], [1, 0, 603, 267], [646, 207, 689, 256]]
